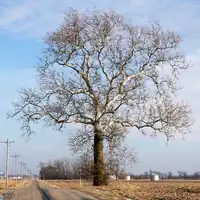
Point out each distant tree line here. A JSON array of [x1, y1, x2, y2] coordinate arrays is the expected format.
[[39, 155, 129, 181], [39, 155, 200, 181], [130, 170, 200, 180]]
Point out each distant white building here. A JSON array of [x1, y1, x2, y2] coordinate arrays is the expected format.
[[126, 175, 130, 181], [151, 174, 159, 181]]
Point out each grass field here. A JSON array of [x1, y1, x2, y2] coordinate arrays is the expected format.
[[0, 180, 28, 194], [45, 179, 200, 200]]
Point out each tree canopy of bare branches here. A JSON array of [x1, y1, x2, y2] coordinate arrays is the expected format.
[[9, 8, 192, 186]]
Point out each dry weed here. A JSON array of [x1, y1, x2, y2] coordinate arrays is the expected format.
[[0, 180, 28, 194]]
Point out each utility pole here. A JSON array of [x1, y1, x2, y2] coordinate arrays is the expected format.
[[23, 163, 27, 179], [27, 169, 31, 179], [1, 138, 15, 188], [12, 154, 20, 186], [19, 162, 24, 179]]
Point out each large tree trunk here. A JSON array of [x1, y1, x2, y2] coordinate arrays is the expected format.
[[93, 127, 105, 186]]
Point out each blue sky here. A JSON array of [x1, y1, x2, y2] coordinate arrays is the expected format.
[[1, 0, 200, 175]]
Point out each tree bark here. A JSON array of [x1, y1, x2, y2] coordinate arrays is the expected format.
[[93, 127, 105, 186]]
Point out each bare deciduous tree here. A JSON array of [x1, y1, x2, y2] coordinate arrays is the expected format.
[[69, 124, 136, 183], [69, 130, 136, 182], [71, 154, 94, 180], [54, 159, 65, 179], [105, 146, 136, 180], [53, 158, 73, 179], [9, 8, 192, 186]]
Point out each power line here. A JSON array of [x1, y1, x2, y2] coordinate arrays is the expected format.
[[11, 154, 20, 186], [19, 161, 24, 179], [1, 138, 15, 188], [23, 163, 27, 179], [11, 154, 20, 176]]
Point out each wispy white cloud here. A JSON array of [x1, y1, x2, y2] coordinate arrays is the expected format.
[[0, 0, 67, 37], [0, 0, 130, 37], [0, 0, 199, 52], [128, 0, 200, 52]]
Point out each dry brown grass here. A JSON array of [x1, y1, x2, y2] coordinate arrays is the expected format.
[[45, 179, 200, 200], [0, 180, 28, 194]]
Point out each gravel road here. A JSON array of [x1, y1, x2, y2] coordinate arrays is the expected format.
[[47, 188, 97, 200], [3, 181, 50, 200], [3, 181, 97, 200]]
